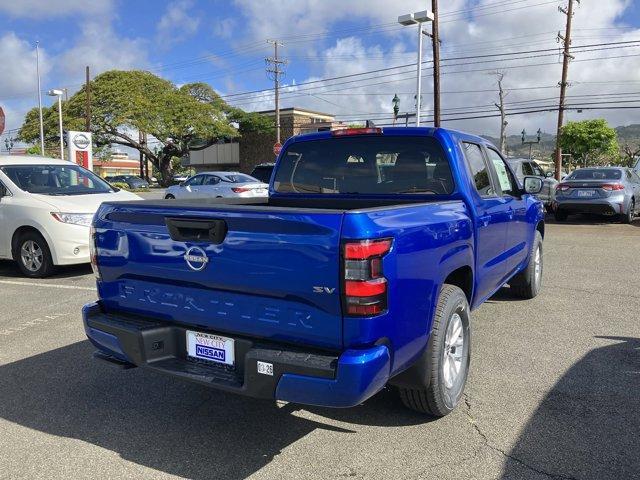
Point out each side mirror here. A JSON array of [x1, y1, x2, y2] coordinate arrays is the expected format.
[[179, 182, 186, 187], [545, 171, 555, 178], [523, 176, 544, 195]]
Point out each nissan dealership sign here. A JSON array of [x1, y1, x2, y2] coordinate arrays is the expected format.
[[67, 131, 93, 170]]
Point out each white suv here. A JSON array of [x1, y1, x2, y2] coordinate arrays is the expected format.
[[0, 155, 140, 277]]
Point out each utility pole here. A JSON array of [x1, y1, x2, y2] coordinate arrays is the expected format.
[[554, 0, 579, 180], [431, 0, 441, 127], [139, 130, 145, 178], [85, 66, 91, 132], [36, 41, 45, 155], [266, 40, 286, 146], [493, 72, 508, 155]]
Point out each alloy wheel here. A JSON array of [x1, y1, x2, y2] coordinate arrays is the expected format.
[[20, 240, 43, 273], [442, 312, 465, 389]]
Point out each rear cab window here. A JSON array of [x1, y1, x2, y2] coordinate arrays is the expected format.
[[273, 135, 455, 196]]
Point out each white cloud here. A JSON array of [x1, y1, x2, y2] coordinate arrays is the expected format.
[[212, 18, 236, 39], [0, 32, 51, 99], [230, 0, 640, 136], [0, 0, 113, 19], [156, 0, 200, 47], [58, 22, 149, 79]]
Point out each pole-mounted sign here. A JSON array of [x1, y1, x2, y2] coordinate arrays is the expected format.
[[68, 131, 93, 170]]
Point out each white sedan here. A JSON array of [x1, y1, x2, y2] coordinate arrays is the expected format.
[[164, 172, 268, 199], [0, 155, 140, 277]]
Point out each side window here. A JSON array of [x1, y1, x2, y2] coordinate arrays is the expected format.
[[185, 175, 203, 186], [522, 162, 534, 176], [486, 148, 519, 197], [203, 175, 219, 186], [462, 142, 493, 197], [531, 162, 544, 176], [631, 171, 640, 184]]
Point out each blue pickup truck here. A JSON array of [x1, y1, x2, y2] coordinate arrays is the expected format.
[[83, 127, 545, 417]]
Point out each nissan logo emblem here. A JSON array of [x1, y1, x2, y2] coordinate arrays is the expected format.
[[73, 133, 90, 150], [184, 246, 209, 271]]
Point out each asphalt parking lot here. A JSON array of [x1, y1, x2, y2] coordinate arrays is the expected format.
[[0, 217, 638, 480]]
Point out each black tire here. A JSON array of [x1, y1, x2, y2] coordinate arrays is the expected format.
[[510, 231, 543, 299], [554, 209, 568, 222], [13, 231, 55, 278], [622, 200, 635, 224], [165, 194, 175, 199], [397, 285, 471, 417]]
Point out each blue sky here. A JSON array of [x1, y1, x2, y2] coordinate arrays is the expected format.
[[1, 0, 640, 143]]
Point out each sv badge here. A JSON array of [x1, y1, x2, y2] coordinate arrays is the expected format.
[[313, 286, 336, 294]]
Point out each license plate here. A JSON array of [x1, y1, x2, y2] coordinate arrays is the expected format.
[[257, 361, 273, 376], [577, 190, 596, 197], [186, 331, 234, 365]]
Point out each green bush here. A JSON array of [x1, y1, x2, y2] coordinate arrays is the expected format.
[[110, 182, 130, 190]]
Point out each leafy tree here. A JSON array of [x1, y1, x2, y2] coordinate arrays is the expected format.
[[18, 71, 244, 185], [558, 119, 618, 168], [621, 143, 640, 168]]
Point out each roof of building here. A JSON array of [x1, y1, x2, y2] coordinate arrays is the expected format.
[[256, 107, 335, 120]]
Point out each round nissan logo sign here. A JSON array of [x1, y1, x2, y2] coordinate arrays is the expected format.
[[73, 133, 90, 150], [183, 246, 209, 272]]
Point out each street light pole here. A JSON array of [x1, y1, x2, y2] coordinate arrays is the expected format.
[[47, 89, 65, 160], [398, 10, 434, 127], [36, 41, 45, 155]]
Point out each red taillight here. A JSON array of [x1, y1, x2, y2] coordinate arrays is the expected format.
[[345, 239, 392, 259], [556, 183, 571, 192], [232, 187, 251, 193], [89, 226, 100, 280], [332, 127, 383, 137], [345, 279, 387, 296], [343, 239, 392, 317], [601, 183, 625, 191]]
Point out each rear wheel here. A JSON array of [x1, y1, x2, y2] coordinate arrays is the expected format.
[[510, 231, 543, 299], [14, 231, 55, 278], [623, 200, 635, 224], [554, 209, 568, 222], [397, 285, 470, 417], [165, 194, 175, 199]]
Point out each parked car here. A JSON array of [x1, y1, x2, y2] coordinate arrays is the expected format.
[[107, 175, 149, 190], [164, 172, 268, 199], [554, 167, 640, 223], [83, 127, 545, 417], [0, 156, 140, 277], [250, 163, 275, 183], [171, 174, 189, 185], [507, 158, 558, 212]]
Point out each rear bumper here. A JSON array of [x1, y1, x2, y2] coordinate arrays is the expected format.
[[555, 200, 622, 215], [82, 302, 390, 408]]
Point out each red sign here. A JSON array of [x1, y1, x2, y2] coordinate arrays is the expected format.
[[273, 142, 282, 156], [0, 107, 5, 136]]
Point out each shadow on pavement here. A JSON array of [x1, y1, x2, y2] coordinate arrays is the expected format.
[[0, 259, 93, 279], [500, 336, 640, 479], [0, 341, 426, 479]]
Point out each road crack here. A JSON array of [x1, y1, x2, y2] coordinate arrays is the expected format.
[[463, 394, 579, 480]]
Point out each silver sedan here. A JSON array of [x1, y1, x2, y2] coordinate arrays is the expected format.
[[164, 172, 268, 200], [554, 167, 640, 223]]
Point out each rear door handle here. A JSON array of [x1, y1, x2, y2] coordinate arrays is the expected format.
[[478, 215, 491, 227], [165, 218, 228, 243]]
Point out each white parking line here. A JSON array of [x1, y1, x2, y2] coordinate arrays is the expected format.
[[0, 280, 95, 291]]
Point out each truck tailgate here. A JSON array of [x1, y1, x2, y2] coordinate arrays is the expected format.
[[94, 202, 344, 350]]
